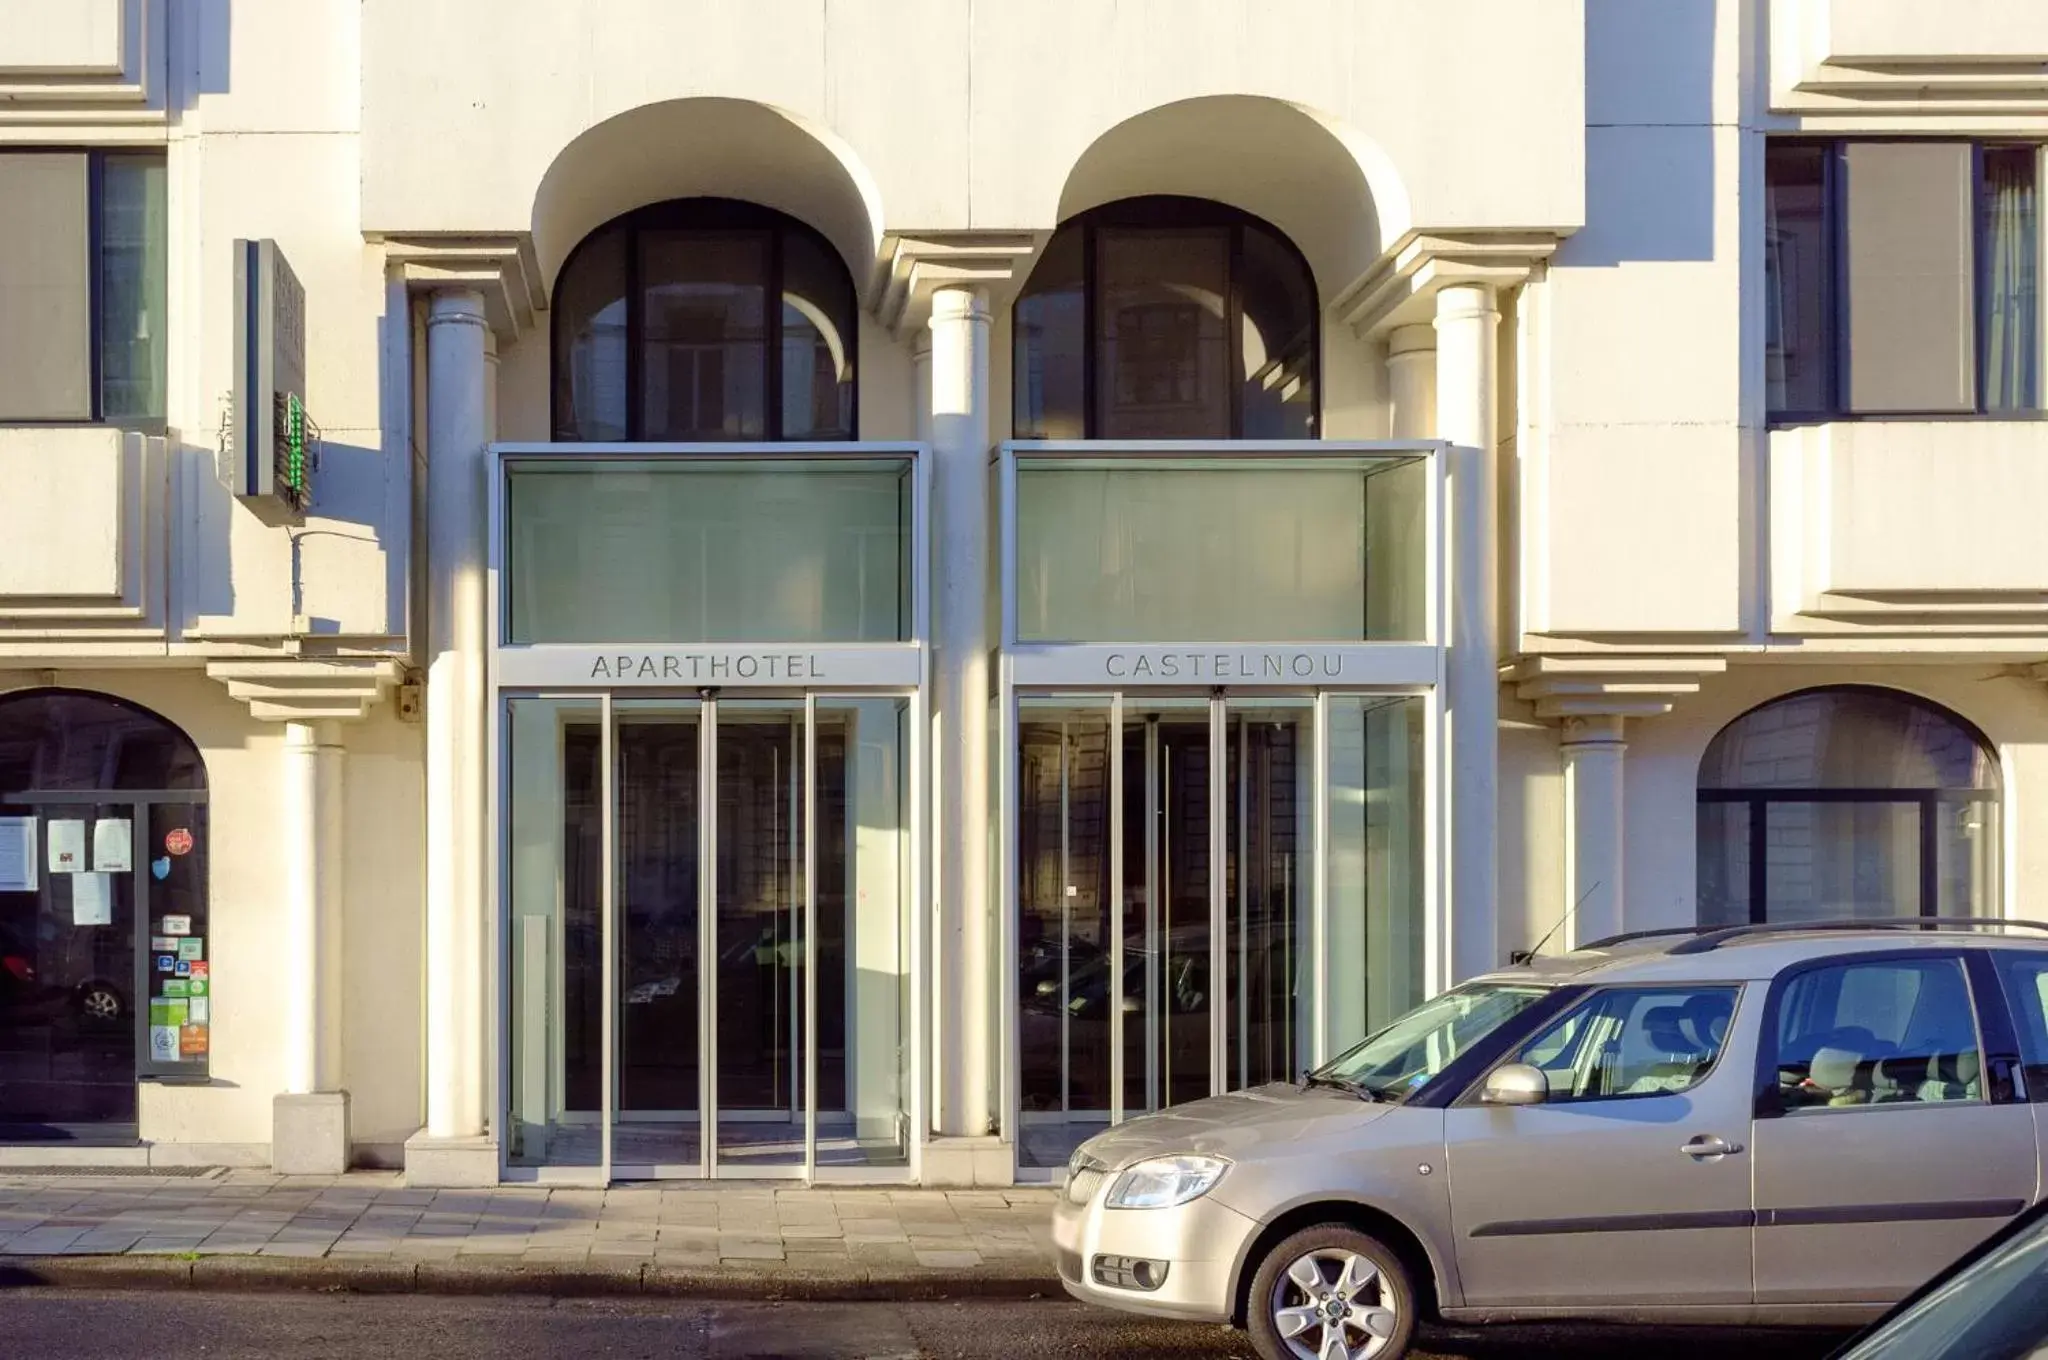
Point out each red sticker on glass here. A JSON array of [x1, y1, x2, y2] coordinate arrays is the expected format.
[[165, 828, 194, 856]]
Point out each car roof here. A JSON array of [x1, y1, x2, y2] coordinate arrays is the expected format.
[[1471, 920, 2048, 987]]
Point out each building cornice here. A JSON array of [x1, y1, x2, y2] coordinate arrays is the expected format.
[[1334, 228, 1569, 339], [871, 231, 1044, 338], [377, 234, 546, 342], [1510, 654, 1728, 720], [205, 659, 404, 723]]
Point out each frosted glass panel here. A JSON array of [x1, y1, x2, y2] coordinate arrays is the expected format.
[[1016, 466, 1423, 642], [507, 463, 909, 644]]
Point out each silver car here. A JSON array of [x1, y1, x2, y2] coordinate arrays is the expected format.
[[1053, 919, 2048, 1360]]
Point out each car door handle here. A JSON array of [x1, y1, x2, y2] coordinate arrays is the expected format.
[[1680, 1135, 1743, 1159]]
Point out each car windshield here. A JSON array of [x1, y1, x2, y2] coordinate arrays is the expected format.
[[1842, 1208, 2048, 1360], [1311, 984, 1551, 1102]]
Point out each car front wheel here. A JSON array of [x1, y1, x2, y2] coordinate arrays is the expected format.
[[1247, 1224, 1416, 1360]]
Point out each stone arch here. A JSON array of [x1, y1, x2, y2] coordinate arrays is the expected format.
[[530, 97, 886, 300], [1051, 95, 1410, 302]]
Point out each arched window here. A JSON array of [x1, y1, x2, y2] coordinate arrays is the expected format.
[[1697, 687, 2000, 925], [1013, 196, 1318, 440], [551, 199, 857, 442], [0, 689, 209, 1134]]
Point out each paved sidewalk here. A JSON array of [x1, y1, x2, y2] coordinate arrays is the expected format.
[[0, 1170, 1061, 1298]]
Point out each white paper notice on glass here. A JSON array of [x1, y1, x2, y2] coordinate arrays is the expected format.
[[47, 819, 85, 875], [92, 818, 132, 873], [71, 871, 113, 926], [0, 817, 34, 892]]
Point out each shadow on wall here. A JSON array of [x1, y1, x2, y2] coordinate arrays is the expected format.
[[185, 0, 233, 106], [1569, 0, 1720, 267]]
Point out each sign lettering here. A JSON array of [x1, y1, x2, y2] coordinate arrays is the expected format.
[[1101, 650, 1344, 680], [587, 652, 823, 682]]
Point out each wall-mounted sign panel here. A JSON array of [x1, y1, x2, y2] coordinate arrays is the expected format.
[[230, 238, 311, 519], [1004, 643, 1441, 689], [495, 644, 924, 690]]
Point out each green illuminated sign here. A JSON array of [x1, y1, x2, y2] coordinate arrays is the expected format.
[[232, 238, 313, 520]]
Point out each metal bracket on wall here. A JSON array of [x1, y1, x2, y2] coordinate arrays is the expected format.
[[396, 669, 426, 723]]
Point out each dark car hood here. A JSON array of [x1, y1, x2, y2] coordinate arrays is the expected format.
[[1076, 1083, 1393, 1169]]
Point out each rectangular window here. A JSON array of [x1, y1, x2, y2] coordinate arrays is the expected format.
[[504, 459, 913, 645], [1765, 140, 2043, 420], [0, 150, 167, 426], [1012, 458, 1428, 643], [1773, 958, 1983, 1110]]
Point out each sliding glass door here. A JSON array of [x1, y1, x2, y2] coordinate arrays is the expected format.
[[1012, 691, 1426, 1172], [504, 693, 911, 1182]]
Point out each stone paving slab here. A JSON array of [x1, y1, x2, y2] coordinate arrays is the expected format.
[[0, 1171, 1061, 1300]]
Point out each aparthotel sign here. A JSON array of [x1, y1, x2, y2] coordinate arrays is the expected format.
[[494, 644, 923, 689], [1004, 643, 1441, 688]]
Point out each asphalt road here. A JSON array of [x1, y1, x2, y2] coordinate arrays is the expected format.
[[0, 1290, 1851, 1358]]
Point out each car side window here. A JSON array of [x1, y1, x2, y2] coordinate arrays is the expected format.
[[1773, 957, 1983, 1111], [1508, 986, 1738, 1103], [1990, 952, 2048, 1098]]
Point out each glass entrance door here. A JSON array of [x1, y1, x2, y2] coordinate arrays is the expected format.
[[506, 693, 911, 1182], [1016, 696, 1312, 1170]]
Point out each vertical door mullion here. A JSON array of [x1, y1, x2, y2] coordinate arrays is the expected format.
[[1235, 712, 1248, 1092], [803, 695, 818, 1182], [1058, 719, 1071, 1116], [1145, 718, 1159, 1113], [1312, 693, 1329, 1068], [599, 692, 615, 1186], [1108, 694, 1124, 1125], [700, 696, 718, 1177], [1208, 696, 1227, 1099]]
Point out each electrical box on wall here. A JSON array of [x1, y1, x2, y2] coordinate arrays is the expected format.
[[230, 238, 315, 522]]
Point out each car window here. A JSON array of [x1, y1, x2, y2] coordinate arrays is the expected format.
[[1991, 952, 2048, 1100], [1841, 1206, 2048, 1360], [1508, 986, 1738, 1102], [1774, 957, 1982, 1111]]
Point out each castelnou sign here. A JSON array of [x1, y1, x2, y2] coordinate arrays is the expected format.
[[1102, 650, 1347, 680]]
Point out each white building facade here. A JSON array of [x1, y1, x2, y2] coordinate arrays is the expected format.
[[0, 0, 2041, 1184]]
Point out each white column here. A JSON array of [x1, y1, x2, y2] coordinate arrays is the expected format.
[[273, 717, 349, 1173], [422, 288, 490, 1149], [1561, 716, 1627, 949], [281, 720, 344, 1093], [1435, 283, 1501, 982], [1387, 324, 1437, 439], [928, 286, 992, 1138]]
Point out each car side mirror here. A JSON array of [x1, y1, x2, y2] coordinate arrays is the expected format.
[[1481, 1063, 1549, 1107]]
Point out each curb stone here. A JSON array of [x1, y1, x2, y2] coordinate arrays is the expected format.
[[0, 1254, 1061, 1302]]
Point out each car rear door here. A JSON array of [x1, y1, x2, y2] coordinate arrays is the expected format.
[[1444, 982, 1755, 1311], [1750, 948, 2040, 1308]]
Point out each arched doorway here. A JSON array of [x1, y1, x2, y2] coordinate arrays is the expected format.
[[0, 689, 209, 1142], [1697, 686, 2001, 925]]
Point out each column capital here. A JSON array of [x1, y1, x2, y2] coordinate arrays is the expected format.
[[874, 230, 1042, 339], [381, 233, 544, 343], [1560, 713, 1629, 747], [206, 659, 404, 723], [1335, 227, 1566, 338], [1386, 323, 1437, 358], [1510, 654, 1729, 721]]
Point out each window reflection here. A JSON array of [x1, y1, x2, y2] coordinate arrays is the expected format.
[[1013, 197, 1318, 440], [551, 200, 857, 442]]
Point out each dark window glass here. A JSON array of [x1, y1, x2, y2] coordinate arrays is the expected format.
[[1773, 958, 1982, 1109], [97, 154, 168, 424], [1014, 198, 1318, 439], [0, 150, 166, 425], [551, 226, 627, 441], [1764, 140, 2044, 420], [1696, 688, 2000, 924], [1984, 147, 2040, 412], [1012, 227, 1083, 439], [1991, 952, 2048, 1099], [641, 231, 767, 440], [780, 228, 856, 439], [1764, 144, 1830, 415], [550, 200, 858, 442], [0, 690, 205, 793]]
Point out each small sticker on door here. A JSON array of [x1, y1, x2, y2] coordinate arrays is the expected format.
[[164, 828, 194, 856]]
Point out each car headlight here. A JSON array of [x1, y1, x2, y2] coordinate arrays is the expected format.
[[1104, 1155, 1228, 1210]]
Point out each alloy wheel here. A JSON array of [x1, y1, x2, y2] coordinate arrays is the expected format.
[[1268, 1248, 1400, 1360], [81, 986, 121, 1021]]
